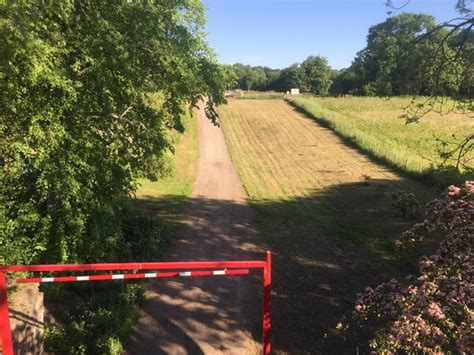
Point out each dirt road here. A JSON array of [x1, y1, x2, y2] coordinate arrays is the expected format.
[[126, 102, 261, 354]]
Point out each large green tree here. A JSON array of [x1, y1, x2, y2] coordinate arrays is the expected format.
[[0, 0, 228, 264], [231, 63, 268, 91], [301, 55, 332, 95], [351, 13, 442, 96], [334, 12, 468, 98], [279, 64, 308, 92]]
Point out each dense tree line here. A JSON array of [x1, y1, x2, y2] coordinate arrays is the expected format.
[[229, 55, 332, 95], [230, 12, 472, 99]]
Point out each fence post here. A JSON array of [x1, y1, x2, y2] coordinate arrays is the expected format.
[[0, 272, 13, 355], [262, 251, 272, 354]]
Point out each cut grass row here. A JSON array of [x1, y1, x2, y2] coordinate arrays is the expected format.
[[218, 99, 436, 353], [288, 96, 473, 187]]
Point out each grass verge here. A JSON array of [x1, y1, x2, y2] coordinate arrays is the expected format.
[[133, 108, 199, 224]]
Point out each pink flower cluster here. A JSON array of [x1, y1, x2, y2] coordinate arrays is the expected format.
[[425, 302, 445, 320], [353, 182, 473, 353], [448, 184, 461, 196]]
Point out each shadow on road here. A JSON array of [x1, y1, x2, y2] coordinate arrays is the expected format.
[[126, 196, 262, 354], [128, 178, 436, 354]]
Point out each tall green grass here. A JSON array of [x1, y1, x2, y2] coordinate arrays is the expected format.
[[288, 96, 473, 186]]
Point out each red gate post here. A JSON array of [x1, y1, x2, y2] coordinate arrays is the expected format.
[[262, 251, 272, 354], [0, 272, 13, 355]]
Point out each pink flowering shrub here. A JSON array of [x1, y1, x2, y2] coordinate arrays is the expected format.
[[354, 181, 473, 353]]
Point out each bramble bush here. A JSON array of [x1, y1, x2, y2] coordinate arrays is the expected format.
[[354, 181, 473, 353]]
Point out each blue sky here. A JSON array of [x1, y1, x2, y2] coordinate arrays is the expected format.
[[202, 0, 460, 69]]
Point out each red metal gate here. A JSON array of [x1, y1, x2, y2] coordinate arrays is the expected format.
[[0, 251, 271, 354]]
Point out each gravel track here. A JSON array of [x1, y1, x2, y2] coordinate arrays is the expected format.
[[125, 102, 261, 354]]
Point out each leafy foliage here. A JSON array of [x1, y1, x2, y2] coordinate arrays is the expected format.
[[45, 282, 145, 355], [0, 0, 228, 265], [353, 182, 473, 353], [1, 1, 226, 351], [300, 55, 333, 95], [231, 64, 267, 91], [42, 206, 169, 354], [335, 13, 466, 97]]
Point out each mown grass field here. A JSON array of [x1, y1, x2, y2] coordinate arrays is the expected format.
[[133, 109, 199, 224], [288, 96, 473, 186], [218, 99, 437, 353]]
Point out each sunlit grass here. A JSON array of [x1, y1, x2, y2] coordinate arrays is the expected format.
[[219, 99, 433, 201], [134, 109, 198, 222], [288, 96, 473, 182]]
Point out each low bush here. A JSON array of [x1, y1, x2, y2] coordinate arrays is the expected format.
[[45, 283, 145, 355], [391, 191, 421, 219], [44, 206, 169, 354], [352, 182, 473, 353]]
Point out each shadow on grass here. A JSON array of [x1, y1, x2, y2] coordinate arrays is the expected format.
[[129, 194, 189, 223], [127, 178, 437, 354]]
